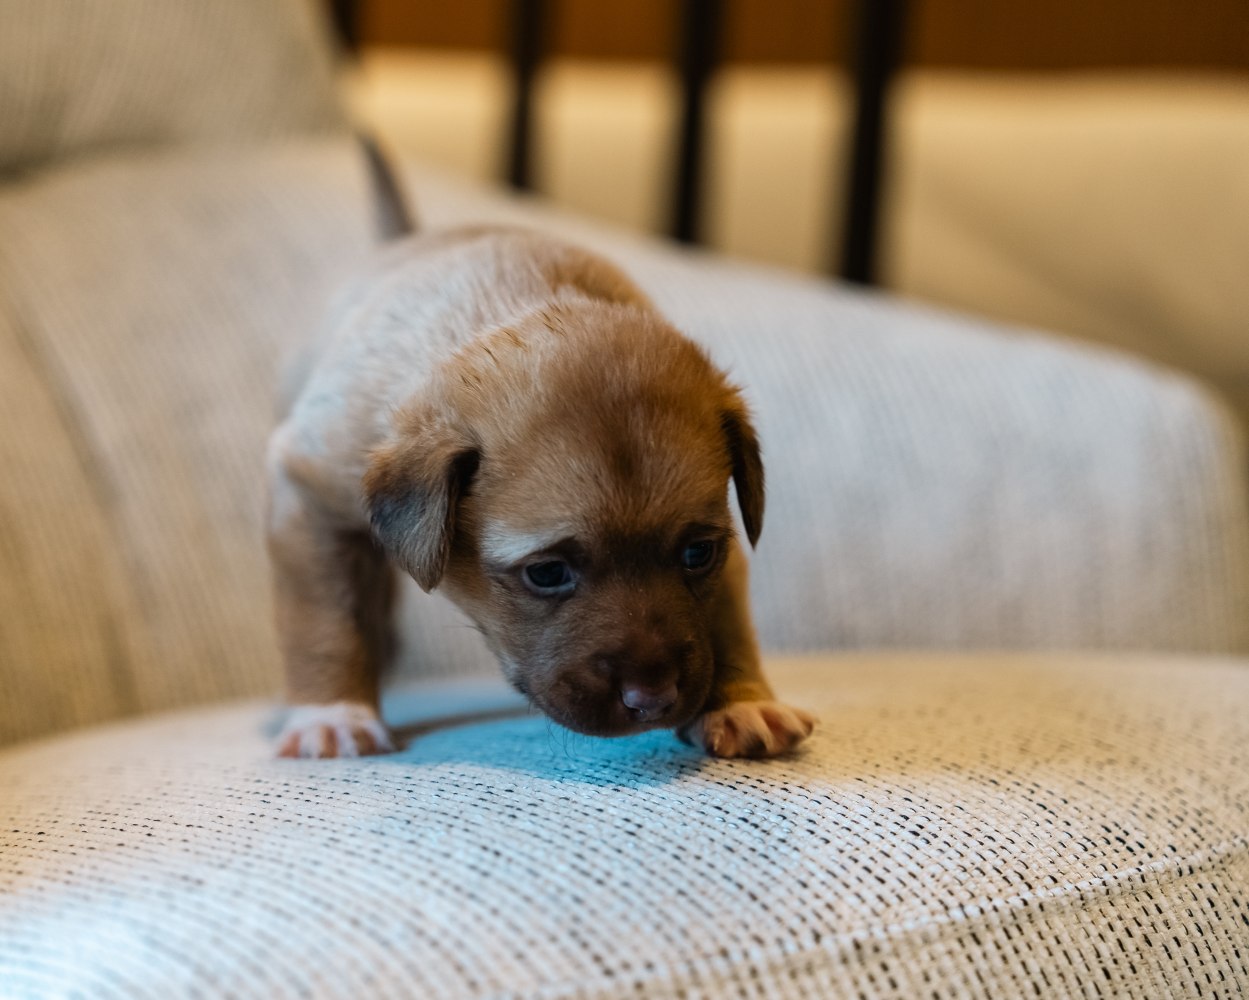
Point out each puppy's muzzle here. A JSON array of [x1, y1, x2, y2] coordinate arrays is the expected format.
[[595, 631, 699, 729]]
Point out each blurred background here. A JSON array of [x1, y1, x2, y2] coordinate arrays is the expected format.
[[340, 0, 1249, 422]]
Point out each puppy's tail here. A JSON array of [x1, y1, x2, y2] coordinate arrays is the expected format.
[[358, 132, 418, 241]]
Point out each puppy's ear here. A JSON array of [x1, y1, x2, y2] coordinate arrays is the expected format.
[[722, 396, 765, 547], [364, 424, 479, 592]]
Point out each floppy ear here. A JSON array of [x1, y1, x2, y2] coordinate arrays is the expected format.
[[363, 424, 479, 592], [722, 397, 765, 547]]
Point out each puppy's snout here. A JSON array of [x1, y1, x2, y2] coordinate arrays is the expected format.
[[587, 628, 698, 730], [619, 682, 678, 723]]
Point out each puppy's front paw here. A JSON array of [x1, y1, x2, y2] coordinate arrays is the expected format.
[[276, 701, 396, 759], [683, 700, 816, 759]]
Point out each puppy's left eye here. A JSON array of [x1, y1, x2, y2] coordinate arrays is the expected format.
[[523, 560, 576, 596], [681, 540, 717, 573]]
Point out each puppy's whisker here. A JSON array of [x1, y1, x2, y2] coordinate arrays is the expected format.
[[544, 719, 564, 757]]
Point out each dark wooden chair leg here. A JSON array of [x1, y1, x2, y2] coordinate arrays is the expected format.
[[839, 0, 910, 285], [671, 0, 725, 244], [507, 0, 549, 190]]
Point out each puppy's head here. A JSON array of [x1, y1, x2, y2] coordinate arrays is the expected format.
[[364, 298, 763, 736]]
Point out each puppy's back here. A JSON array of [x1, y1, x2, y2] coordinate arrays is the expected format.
[[280, 229, 656, 511]]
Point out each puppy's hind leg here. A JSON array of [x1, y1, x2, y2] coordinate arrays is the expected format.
[[680, 539, 816, 759], [267, 440, 397, 759]]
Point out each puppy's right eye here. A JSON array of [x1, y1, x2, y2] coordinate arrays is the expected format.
[[522, 560, 576, 596]]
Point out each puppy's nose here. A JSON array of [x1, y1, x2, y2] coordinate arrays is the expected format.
[[620, 683, 678, 722]]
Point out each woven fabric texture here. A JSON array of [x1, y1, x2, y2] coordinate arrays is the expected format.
[[0, 141, 374, 745], [2, 653, 1247, 998], [0, 0, 344, 174], [4, 141, 1249, 746]]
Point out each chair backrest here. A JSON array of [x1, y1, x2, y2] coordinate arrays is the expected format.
[[0, 0, 346, 176]]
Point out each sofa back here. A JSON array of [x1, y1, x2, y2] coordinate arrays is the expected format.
[[0, 0, 344, 175]]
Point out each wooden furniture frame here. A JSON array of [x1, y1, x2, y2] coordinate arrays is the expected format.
[[331, 0, 909, 284]]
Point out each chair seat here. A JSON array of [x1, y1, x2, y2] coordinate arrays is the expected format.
[[2, 652, 1247, 998]]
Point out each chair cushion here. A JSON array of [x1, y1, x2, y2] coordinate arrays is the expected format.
[[0, 0, 344, 174], [2, 653, 1246, 998]]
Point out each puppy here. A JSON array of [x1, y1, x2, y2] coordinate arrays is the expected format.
[[266, 143, 815, 760]]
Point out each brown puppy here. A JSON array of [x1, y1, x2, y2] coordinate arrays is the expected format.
[[267, 209, 814, 760]]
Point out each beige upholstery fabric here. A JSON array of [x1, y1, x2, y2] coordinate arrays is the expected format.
[[0, 0, 344, 174], [4, 141, 1249, 747], [0, 140, 374, 744], [2, 653, 1247, 998]]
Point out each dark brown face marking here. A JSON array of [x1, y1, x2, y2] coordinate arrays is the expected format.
[[444, 509, 730, 736]]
